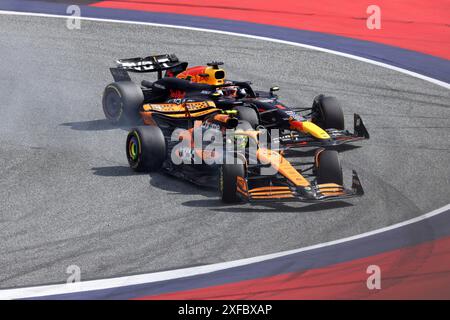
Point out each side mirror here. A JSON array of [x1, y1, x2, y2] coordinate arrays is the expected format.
[[270, 86, 280, 96]]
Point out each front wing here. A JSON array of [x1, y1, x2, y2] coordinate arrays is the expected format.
[[237, 170, 364, 203], [276, 114, 369, 148]]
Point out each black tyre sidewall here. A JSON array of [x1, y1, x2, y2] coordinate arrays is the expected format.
[[316, 150, 343, 185], [102, 82, 144, 124], [102, 85, 123, 124], [313, 96, 345, 130], [220, 161, 245, 203], [126, 126, 166, 172]]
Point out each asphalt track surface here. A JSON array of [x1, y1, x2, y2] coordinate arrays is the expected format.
[[0, 14, 449, 289]]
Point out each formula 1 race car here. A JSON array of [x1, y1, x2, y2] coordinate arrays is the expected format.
[[125, 103, 364, 203], [102, 54, 369, 150]]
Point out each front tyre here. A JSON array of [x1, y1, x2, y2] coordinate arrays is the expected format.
[[126, 126, 166, 172], [219, 160, 246, 203], [312, 95, 345, 130], [315, 149, 343, 185]]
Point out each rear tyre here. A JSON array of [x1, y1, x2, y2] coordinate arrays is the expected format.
[[312, 95, 345, 130], [102, 82, 144, 124], [219, 160, 246, 203], [126, 126, 166, 172], [315, 150, 343, 185], [232, 105, 259, 129]]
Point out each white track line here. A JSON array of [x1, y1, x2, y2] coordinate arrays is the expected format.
[[1, 203, 449, 300], [0, 9, 448, 299], [0, 10, 449, 89]]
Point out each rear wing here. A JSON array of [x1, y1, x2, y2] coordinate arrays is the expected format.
[[110, 54, 187, 81]]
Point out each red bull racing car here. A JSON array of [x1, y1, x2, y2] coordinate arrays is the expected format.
[[102, 54, 369, 150]]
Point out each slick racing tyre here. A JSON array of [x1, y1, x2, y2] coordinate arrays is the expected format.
[[315, 149, 343, 185], [312, 95, 345, 130], [219, 157, 246, 203], [232, 105, 259, 129], [102, 81, 144, 124], [126, 126, 166, 172]]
